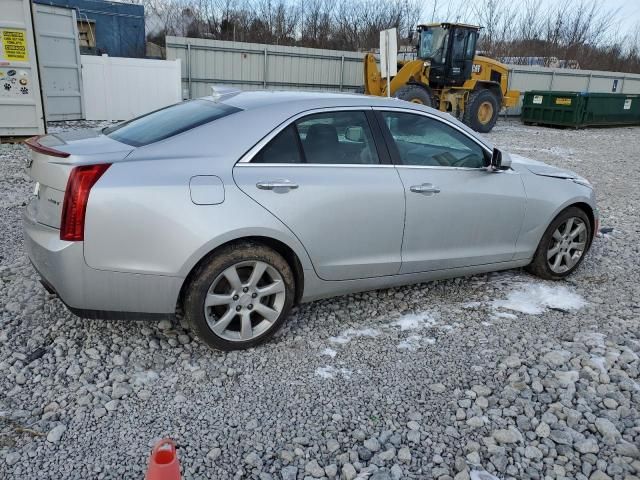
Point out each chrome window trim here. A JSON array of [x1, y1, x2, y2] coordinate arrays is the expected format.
[[394, 164, 489, 172], [372, 106, 493, 156], [235, 163, 395, 168], [236, 106, 380, 165]]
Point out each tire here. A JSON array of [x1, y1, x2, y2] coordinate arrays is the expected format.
[[526, 206, 592, 280], [463, 89, 500, 133], [393, 84, 433, 107], [184, 242, 295, 351], [354, 86, 365, 94]]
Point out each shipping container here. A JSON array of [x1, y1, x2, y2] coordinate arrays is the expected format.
[[0, 0, 45, 137]]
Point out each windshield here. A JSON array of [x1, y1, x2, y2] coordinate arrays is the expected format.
[[419, 27, 448, 63], [104, 100, 241, 147]]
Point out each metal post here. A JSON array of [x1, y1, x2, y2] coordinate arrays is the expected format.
[[187, 43, 192, 99], [339, 55, 344, 92], [586, 73, 592, 92], [263, 48, 268, 89], [549, 71, 555, 90], [385, 31, 390, 98]]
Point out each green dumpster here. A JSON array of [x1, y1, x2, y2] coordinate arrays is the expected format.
[[521, 91, 640, 128]]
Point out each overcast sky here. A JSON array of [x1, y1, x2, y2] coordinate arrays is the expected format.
[[426, 0, 640, 39], [605, 0, 640, 35]]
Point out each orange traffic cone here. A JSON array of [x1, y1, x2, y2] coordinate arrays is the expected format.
[[145, 438, 181, 480]]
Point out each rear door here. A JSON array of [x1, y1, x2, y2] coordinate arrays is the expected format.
[[376, 109, 526, 273], [233, 108, 405, 281]]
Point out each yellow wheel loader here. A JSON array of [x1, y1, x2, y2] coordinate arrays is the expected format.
[[363, 23, 520, 132]]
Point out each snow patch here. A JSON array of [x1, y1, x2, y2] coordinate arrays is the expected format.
[[462, 301, 482, 309], [491, 311, 518, 321], [315, 366, 352, 379], [131, 370, 159, 385], [329, 328, 381, 344], [320, 347, 337, 358], [391, 312, 437, 331], [397, 335, 423, 351], [492, 283, 586, 315], [470, 470, 501, 480]]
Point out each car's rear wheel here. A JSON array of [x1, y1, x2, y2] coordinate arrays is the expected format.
[[526, 206, 592, 280], [184, 242, 295, 351]]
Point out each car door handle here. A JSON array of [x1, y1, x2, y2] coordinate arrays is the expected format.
[[410, 183, 441, 195], [256, 180, 299, 191]]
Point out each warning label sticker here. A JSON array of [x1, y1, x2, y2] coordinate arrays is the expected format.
[[0, 29, 28, 62], [555, 97, 572, 106], [624, 98, 632, 110], [533, 95, 543, 104]]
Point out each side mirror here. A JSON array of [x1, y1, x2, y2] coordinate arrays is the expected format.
[[488, 148, 511, 171], [490, 148, 502, 169]]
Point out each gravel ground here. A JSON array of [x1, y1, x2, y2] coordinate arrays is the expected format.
[[1, 119, 639, 480]]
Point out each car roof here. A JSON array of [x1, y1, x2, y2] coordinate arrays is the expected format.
[[196, 90, 492, 150], [213, 90, 395, 110]]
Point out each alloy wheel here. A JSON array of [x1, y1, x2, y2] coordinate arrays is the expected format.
[[203, 260, 286, 341], [547, 217, 588, 274]]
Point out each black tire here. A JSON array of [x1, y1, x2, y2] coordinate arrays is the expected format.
[[354, 86, 365, 94], [526, 206, 592, 280], [184, 242, 295, 351], [394, 84, 433, 107], [463, 89, 500, 133]]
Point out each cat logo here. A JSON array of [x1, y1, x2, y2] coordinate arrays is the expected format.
[[472, 64, 482, 74]]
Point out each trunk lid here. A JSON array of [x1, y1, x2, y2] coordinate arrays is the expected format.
[[25, 130, 133, 229]]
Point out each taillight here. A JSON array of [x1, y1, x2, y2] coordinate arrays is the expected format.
[[24, 135, 70, 158], [60, 164, 111, 241]]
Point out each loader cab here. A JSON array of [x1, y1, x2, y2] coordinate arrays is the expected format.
[[417, 23, 479, 88]]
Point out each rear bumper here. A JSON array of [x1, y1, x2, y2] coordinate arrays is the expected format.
[[23, 210, 182, 319]]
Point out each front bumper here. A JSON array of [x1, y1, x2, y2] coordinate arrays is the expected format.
[[23, 210, 182, 319]]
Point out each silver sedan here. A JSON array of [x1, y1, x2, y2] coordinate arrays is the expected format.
[[23, 91, 598, 350]]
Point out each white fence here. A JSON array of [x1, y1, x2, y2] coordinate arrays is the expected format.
[[81, 55, 182, 121], [166, 35, 640, 116]]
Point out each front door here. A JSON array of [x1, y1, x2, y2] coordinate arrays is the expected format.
[[233, 109, 405, 281], [376, 109, 526, 274], [448, 28, 476, 86]]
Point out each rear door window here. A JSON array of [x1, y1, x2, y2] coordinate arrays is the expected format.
[[251, 111, 380, 165], [104, 100, 241, 147]]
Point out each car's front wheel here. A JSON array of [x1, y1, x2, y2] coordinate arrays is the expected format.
[[526, 206, 592, 280], [184, 242, 295, 351]]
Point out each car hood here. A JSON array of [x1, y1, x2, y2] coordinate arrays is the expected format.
[[508, 153, 590, 184]]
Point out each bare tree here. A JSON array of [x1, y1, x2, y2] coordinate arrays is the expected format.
[[139, 0, 639, 73]]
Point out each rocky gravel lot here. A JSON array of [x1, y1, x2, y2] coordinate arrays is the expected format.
[[1, 120, 639, 480]]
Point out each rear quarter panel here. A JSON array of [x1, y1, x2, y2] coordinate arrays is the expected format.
[[84, 156, 313, 277]]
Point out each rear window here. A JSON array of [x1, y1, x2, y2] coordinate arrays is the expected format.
[[103, 100, 241, 147]]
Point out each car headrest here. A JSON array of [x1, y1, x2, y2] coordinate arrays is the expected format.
[[305, 123, 339, 146]]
